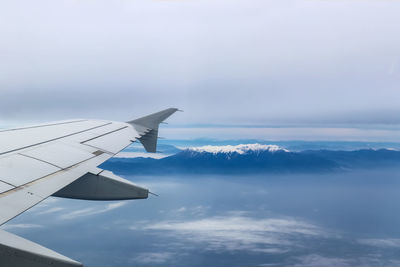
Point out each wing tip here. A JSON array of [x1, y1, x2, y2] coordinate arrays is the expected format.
[[128, 108, 180, 153]]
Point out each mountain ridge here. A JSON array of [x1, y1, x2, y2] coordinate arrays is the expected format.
[[101, 144, 400, 175]]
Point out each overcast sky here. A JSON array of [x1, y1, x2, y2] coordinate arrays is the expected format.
[[0, 0, 400, 139]]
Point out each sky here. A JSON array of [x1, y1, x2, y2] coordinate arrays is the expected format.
[[1, 0, 400, 140]]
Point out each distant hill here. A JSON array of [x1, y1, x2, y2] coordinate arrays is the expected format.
[[101, 144, 400, 175]]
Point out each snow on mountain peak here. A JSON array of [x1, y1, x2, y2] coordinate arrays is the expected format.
[[185, 144, 289, 154]]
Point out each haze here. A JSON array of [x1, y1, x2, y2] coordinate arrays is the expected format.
[[0, 0, 399, 139]]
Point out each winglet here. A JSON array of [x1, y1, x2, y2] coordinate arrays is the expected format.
[[128, 108, 178, 130], [127, 108, 179, 153]]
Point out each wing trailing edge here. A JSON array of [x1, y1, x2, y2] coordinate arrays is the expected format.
[[127, 108, 179, 152]]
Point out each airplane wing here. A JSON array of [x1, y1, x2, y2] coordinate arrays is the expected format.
[[0, 108, 178, 267]]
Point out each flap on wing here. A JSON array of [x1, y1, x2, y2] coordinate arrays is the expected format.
[[0, 229, 82, 267], [53, 169, 148, 200]]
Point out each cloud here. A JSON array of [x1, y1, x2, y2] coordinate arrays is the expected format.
[[175, 207, 186, 213], [162, 126, 400, 142], [293, 254, 400, 267], [0, 0, 399, 129], [169, 206, 209, 217], [293, 254, 351, 267], [133, 252, 174, 264], [132, 213, 325, 253], [1, 224, 43, 230], [37, 207, 64, 215], [60, 202, 126, 220], [25, 197, 60, 214], [358, 238, 400, 248]]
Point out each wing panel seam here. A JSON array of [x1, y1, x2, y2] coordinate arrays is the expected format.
[[80, 126, 129, 144], [0, 119, 87, 133], [0, 122, 113, 156], [81, 144, 114, 155], [18, 153, 64, 169], [0, 180, 16, 189], [0, 153, 101, 198]]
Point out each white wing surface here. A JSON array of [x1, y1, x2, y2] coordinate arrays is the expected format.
[[0, 108, 178, 267]]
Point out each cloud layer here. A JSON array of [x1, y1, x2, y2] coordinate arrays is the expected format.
[[133, 210, 325, 254], [0, 0, 399, 128]]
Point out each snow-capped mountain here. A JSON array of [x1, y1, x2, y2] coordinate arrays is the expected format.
[[184, 144, 289, 154], [101, 144, 400, 175]]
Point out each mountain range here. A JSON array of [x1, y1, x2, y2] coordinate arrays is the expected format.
[[101, 144, 400, 175]]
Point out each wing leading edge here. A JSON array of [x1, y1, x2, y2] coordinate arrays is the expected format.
[[0, 108, 179, 267]]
